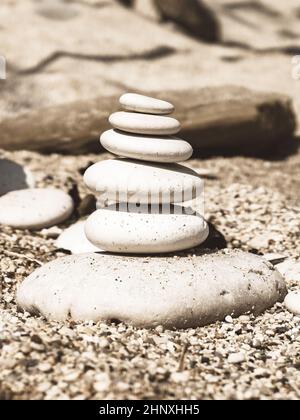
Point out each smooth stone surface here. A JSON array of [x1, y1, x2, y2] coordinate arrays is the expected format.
[[17, 250, 287, 328], [85, 207, 209, 253], [84, 159, 203, 204], [56, 221, 101, 254], [284, 292, 300, 316], [227, 352, 246, 364], [100, 129, 193, 163], [119, 93, 174, 115], [0, 188, 74, 230], [0, 159, 35, 196], [276, 260, 300, 283], [109, 112, 181, 135]]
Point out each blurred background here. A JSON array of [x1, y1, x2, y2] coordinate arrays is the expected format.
[[0, 0, 300, 155]]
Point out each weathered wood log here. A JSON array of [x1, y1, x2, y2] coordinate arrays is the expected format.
[[0, 86, 296, 154]]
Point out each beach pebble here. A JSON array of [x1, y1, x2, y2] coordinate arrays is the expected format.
[[276, 260, 300, 282], [56, 221, 101, 254], [228, 352, 246, 364], [109, 112, 181, 135], [41, 226, 62, 239], [17, 250, 287, 328], [85, 207, 209, 253], [0, 188, 74, 230], [284, 292, 300, 315], [100, 130, 193, 163], [84, 159, 203, 204], [0, 159, 35, 196], [119, 93, 174, 115]]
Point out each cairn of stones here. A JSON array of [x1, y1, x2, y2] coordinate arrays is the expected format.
[[16, 94, 288, 328], [84, 93, 209, 254]]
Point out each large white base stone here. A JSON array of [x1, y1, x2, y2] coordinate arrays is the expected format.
[[17, 250, 287, 329]]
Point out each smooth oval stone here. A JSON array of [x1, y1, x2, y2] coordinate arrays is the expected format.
[[284, 292, 300, 315], [100, 130, 193, 163], [85, 207, 209, 254], [0, 188, 74, 230], [56, 221, 101, 254], [0, 159, 35, 196], [119, 93, 175, 115], [17, 250, 287, 328], [109, 112, 181, 135], [84, 159, 203, 204]]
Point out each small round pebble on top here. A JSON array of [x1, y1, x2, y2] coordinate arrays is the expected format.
[[120, 93, 175, 115], [0, 188, 74, 230]]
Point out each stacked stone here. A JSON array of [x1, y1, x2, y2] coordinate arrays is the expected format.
[[84, 93, 209, 254]]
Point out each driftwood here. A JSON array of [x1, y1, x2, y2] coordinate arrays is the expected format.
[[0, 86, 296, 154]]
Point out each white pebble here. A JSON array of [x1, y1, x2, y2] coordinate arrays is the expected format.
[[100, 129, 192, 163], [56, 221, 100, 254], [85, 207, 209, 254], [109, 112, 181, 136], [17, 250, 286, 329], [0, 188, 74, 230], [284, 292, 300, 315], [120, 93, 174, 115], [228, 352, 246, 364], [84, 159, 203, 204]]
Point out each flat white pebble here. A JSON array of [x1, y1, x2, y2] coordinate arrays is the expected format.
[[56, 221, 101, 254], [84, 159, 203, 204], [85, 207, 209, 253], [100, 129, 193, 163], [228, 353, 246, 364], [284, 292, 300, 315], [0, 159, 35, 196], [0, 188, 74, 230], [109, 112, 181, 135], [119, 93, 174, 115], [17, 250, 287, 328]]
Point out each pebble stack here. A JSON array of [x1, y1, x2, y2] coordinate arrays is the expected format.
[[16, 94, 288, 329], [84, 93, 209, 254]]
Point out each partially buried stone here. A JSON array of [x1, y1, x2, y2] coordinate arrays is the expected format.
[[100, 129, 193, 163], [56, 221, 101, 254], [109, 112, 181, 135], [17, 250, 287, 328], [85, 206, 209, 254], [0, 188, 74, 230], [119, 93, 175, 115], [84, 159, 203, 204]]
